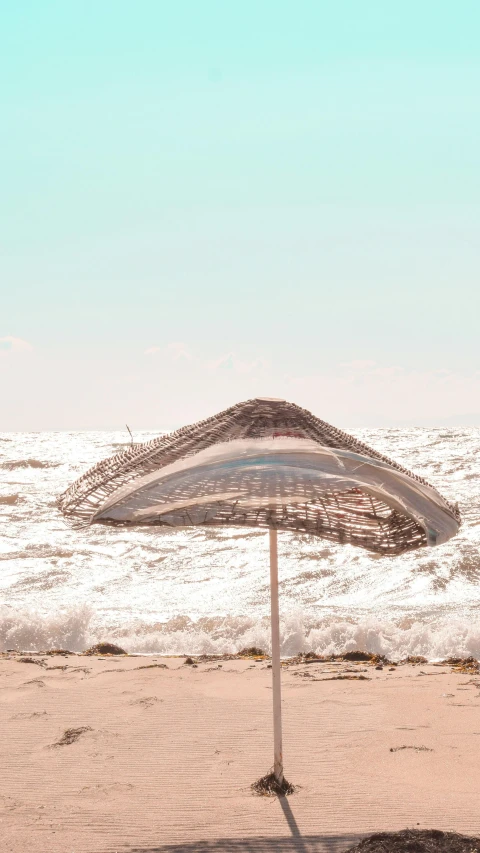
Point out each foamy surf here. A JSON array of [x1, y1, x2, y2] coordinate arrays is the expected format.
[[2, 604, 480, 661]]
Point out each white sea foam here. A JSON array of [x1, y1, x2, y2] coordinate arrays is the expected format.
[[2, 604, 480, 661], [0, 604, 93, 652]]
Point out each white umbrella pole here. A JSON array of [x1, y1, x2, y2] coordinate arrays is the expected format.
[[269, 527, 284, 785]]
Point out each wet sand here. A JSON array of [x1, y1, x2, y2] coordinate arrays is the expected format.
[[1, 654, 479, 852]]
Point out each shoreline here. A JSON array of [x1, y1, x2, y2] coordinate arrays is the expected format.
[[2, 645, 479, 670]]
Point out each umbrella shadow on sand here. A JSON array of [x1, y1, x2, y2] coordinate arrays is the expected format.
[[127, 834, 359, 853], [125, 840, 357, 853], [126, 797, 361, 853]]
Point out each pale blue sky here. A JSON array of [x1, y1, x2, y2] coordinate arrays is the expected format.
[[1, 1, 479, 429]]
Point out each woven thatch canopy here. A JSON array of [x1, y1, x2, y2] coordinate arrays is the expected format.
[[58, 398, 460, 556]]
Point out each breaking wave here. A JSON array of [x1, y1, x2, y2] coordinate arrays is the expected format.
[[0, 604, 93, 653], [2, 605, 480, 661]]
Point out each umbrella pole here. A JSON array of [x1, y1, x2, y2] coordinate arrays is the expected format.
[[269, 527, 284, 785]]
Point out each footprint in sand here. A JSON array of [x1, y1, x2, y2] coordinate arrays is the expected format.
[[129, 696, 162, 708], [11, 710, 48, 720], [79, 782, 135, 797], [0, 795, 23, 812], [20, 678, 46, 688]]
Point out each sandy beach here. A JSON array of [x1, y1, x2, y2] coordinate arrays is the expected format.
[[3, 2, 479, 851], [1, 652, 479, 852]]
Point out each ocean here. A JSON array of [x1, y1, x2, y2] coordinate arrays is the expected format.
[[1, 427, 479, 660]]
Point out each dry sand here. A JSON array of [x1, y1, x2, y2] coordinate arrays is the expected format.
[[1, 653, 479, 853]]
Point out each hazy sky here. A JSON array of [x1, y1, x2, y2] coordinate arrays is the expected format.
[[2, 1, 479, 429]]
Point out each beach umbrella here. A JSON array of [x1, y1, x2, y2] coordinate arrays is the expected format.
[[58, 397, 460, 789]]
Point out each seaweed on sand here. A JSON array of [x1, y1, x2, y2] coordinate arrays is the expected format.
[[83, 643, 127, 656], [337, 651, 388, 663], [42, 649, 75, 656], [343, 829, 480, 853], [51, 727, 93, 747], [325, 674, 371, 681], [441, 657, 479, 673], [389, 745, 433, 753], [251, 771, 297, 797], [285, 651, 393, 667], [237, 647, 267, 658]]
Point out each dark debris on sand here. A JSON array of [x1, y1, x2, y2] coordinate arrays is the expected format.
[[285, 651, 394, 667], [440, 657, 480, 673], [325, 674, 371, 681], [251, 771, 297, 797], [285, 652, 480, 672], [390, 745, 433, 753], [238, 647, 267, 658], [83, 643, 127, 656], [52, 726, 93, 747], [343, 829, 480, 853], [200, 648, 267, 661], [181, 649, 268, 665], [6, 646, 479, 671], [40, 648, 75, 656]]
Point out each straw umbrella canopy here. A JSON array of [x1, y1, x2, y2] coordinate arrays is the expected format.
[[58, 397, 460, 789]]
